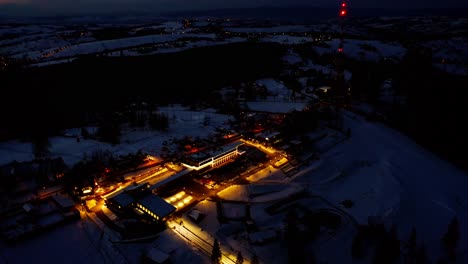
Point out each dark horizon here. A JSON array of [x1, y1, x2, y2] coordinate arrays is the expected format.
[[1, 5, 468, 23]]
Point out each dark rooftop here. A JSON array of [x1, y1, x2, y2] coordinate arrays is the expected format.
[[109, 192, 134, 207], [138, 194, 176, 218]]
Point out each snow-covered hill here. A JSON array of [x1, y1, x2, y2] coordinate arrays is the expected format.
[[297, 111, 468, 262]]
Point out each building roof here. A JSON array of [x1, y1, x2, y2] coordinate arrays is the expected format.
[[188, 209, 204, 222], [259, 131, 281, 140], [23, 203, 34, 213], [189, 141, 244, 162], [109, 192, 134, 207], [124, 183, 149, 192], [146, 247, 170, 263], [52, 194, 75, 208], [138, 195, 176, 218], [149, 169, 192, 191]]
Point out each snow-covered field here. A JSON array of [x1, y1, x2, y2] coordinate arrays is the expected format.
[[0, 217, 106, 263], [0, 105, 231, 167], [2, 18, 468, 264], [199, 109, 468, 263], [107, 37, 247, 57], [227, 25, 312, 33], [3, 105, 468, 263], [261, 35, 310, 44], [312, 38, 406, 61], [116, 229, 206, 264], [11, 33, 216, 60], [294, 111, 468, 262], [244, 101, 308, 113]]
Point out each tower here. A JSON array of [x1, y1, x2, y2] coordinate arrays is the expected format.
[[338, 1, 347, 54], [330, 1, 349, 131], [331, 0, 349, 103]]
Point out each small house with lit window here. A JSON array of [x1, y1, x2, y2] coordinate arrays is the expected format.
[[135, 195, 176, 221]]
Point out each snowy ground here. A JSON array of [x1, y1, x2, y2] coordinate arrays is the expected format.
[[294, 111, 468, 262], [0, 217, 106, 264], [116, 229, 206, 264], [256, 78, 290, 99], [244, 101, 308, 113], [226, 25, 313, 33], [261, 35, 310, 45], [312, 38, 406, 61], [213, 109, 468, 263], [300, 60, 352, 81], [0, 105, 231, 167], [106, 37, 247, 57], [4, 106, 468, 263]]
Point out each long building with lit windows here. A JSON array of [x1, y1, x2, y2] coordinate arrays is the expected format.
[[134, 195, 176, 221], [106, 191, 176, 222], [181, 141, 245, 171]]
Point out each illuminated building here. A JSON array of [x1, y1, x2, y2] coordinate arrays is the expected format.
[[181, 142, 245, 171], [106, 186, 176, 221], [135, 195, 176, 221]]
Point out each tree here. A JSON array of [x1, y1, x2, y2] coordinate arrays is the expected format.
[[352, 231, 365, 259], [442, 216, 459, 262], [415, 243, 429, 264], [81, 127, 90, 139], [389, 224, 401, 260], [32, 135, 51, 160], [373, 224, 399, 264], [251, 254, 259, 264], [149, 113, 169, 131], [211, 238, 222, 264], [203, 115, 211, 126], [97, 120, 120, 145], [443, 217, 459, 248], [285, 209, 305, 264], [406, 227, 417, 264], [236, 251, 244, 264]]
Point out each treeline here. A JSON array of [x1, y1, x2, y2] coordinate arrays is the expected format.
[[0, 42, 285, 141], [392, 47, 468, 171], [351, 216, 461, 263], [347, 45, 468, 171]]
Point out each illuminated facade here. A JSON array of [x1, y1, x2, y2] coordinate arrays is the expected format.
[[135, 195, 176, 221], [106, 192, 176, 221], [181, 142, 245, 171]]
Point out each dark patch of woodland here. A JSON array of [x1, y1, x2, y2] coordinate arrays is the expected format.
[[0, 42, 285, 141]]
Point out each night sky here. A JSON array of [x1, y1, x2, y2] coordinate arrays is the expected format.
[[1, 0, 467, 17]]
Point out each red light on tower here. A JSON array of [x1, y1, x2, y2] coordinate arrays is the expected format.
[[338, 47, 344, 53], [340, 1, 347, 17]]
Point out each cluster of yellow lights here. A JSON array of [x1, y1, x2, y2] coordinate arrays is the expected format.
[[165, 191, 193, 210], [240, 139, 276, 154], [137, 203, 160, 220]]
